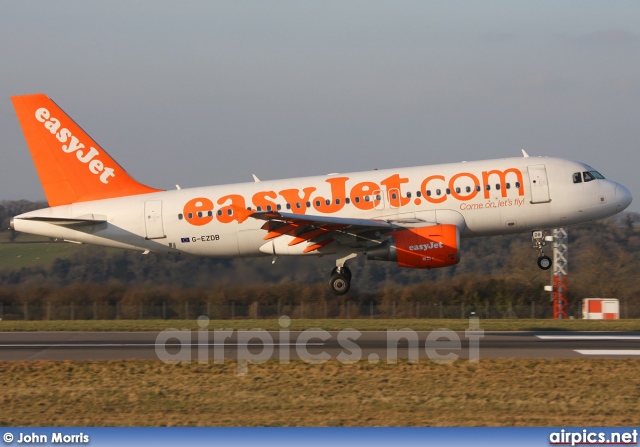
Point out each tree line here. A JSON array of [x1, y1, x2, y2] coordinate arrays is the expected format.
[[0, 201, 638, 310]]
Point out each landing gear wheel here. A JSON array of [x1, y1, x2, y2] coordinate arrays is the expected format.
[[537, 255, 552, 270], [329, 273, 351, 295]]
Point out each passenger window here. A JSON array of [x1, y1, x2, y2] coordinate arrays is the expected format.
[[227, 209, 233, 216], [296, 202, 301, 209], [476, 186, 481, 192], [455, 187, 461, 194], [286, 204, 291, 210], [416, 191, 422, 198], [256, 206, 262, 211], [364, 196, 370, 202], [573, 173, 582, 183], [506, 183, 511, 189], [355, 197, 360, 203], [306, 201, 310, 207], [406, 192, 412, 198], [583, 171, 596, 182], [426, 190, 431, 197], [345, 198, 350, 204], [486, 185, 491, 191], [436, 189, 441, 196], [515, 182, 521, 189], [178, 214, 183, 220], [495, 184, 500, 190], [217, 210, 223, 216], [325, 199, 331, 206], [315, 200, 321, 207], [336, 198, 341, 205], [277, 204, 282, 211], [188, 213, 193, 219], [391, 193, 397, 200], [266, 205, 272, 211], [466, 186, 471, 193]]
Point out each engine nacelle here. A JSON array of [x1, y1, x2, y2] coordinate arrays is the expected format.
[[366, 224, 460, 269]]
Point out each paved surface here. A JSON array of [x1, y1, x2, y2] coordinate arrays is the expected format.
[[1, 331, 639, 362]]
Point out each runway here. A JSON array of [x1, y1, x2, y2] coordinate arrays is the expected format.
[[1, 330, 639, 361]]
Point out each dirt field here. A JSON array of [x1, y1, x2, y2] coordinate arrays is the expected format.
[[1, 358, 638, 426]]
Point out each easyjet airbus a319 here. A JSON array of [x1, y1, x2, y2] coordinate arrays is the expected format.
[[10, 94, 633, 294]]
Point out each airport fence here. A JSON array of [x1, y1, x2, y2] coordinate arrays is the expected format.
[[1, 301, 639, 320]]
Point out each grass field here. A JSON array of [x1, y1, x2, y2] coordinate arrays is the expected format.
[[0, 234, 86, 270], [1, 358, 638, 426], [1, 318, 639, 332]]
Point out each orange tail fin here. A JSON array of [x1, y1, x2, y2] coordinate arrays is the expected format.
[[11, 94, 162, 206]]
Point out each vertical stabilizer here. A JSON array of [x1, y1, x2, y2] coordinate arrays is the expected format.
[[12, 94, 162, 206]]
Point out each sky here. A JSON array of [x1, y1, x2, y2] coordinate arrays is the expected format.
[[1, 1, 639, 211]]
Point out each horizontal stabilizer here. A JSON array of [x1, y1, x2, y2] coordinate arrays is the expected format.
[[17, 214, 107, 227]]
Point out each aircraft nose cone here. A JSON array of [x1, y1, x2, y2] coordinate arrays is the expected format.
[[615, 183, 633, 212]]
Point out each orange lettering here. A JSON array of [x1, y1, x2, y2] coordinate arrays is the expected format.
[[279, 187, 316, 214], [449, 172, 480, 201], [312, 177, 348, 213], [350, 181, 380, 210], [380, 174, 410, 208], [421, 175, 447, 204], [216, 194, 246, 223], [481, 168, 524, 199], [183, 197, 214, 226], [252, 190, 277, 211]]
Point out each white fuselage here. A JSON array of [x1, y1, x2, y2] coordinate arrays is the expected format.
[[13, 156, 632, 258]]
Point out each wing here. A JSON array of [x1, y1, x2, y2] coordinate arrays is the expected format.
[[242, 209, 426, 254]]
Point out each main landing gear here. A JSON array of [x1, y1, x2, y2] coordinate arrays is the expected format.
[[328, 253, 357, 295], [329, 266, 352, 295], [532, 230, 552, 270]]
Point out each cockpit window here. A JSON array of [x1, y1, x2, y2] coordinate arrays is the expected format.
[[572, 172, 582, 184], [590, 170, 605, 179], [583, 171, 596, 182]]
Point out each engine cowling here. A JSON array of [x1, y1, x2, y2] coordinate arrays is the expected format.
[[366, 224, 460, 269]]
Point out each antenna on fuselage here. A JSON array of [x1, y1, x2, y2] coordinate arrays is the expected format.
[[521, 149, 530, 158], [252, 174, 261, 182]]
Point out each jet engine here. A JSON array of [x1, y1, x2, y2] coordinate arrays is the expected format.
[[366, 224, 460, 269]]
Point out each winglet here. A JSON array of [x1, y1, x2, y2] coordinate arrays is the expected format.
[[11, 94, 162, 207]]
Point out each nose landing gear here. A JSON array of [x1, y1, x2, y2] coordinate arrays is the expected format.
[[532, 230, 552, 270]]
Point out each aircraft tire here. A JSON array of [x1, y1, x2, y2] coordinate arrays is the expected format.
[[329, 273, 351, 295], [537, 255, 552, 270]]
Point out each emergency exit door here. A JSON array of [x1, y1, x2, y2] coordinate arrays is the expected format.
[[144, 200, 165, 239]]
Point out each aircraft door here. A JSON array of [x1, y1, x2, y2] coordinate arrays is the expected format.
[[373, 190, 385, 211], [144, 200, 166, 239], [527, 165, 551, 204], [388, 188, 401, 209]]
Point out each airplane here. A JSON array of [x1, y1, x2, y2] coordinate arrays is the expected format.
[[9, 94, 633, 295]]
